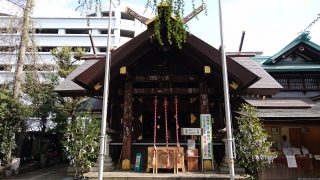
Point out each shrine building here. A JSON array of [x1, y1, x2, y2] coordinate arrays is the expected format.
[[55, 7, 282, 173]]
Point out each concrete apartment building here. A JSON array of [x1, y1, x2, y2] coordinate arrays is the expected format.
[[0, 4, 146, 85]]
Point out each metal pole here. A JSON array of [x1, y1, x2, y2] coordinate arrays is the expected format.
[[217, 0, 235, 179], [98, 0, 113, 179]]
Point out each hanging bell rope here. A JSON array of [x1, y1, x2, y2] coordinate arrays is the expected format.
[[164, 97, 170, 169], [153, 96, 158, 167], [175, 95, 181, 164]]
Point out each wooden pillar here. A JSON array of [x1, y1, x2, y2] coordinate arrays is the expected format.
[[199, 81, 209, 114], [121, 82, 133, 170]]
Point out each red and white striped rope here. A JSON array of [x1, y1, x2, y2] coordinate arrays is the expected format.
[[175, 96, 181, 164], [153, 96, 157, 165], [164, 97, 170, 169]]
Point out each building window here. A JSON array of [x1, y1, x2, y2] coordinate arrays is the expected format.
[[121, 12, 134, 21], [0, 46, 15, 52], [99, 29, 114, 34], [120, 30, 134, 38], [37, 47, 56, 52], [23, 64, 56, 71], [275, 75, 320, 91], [0, 65, 11, 71], [102, 11, 115, 17], [98, 47, 106, 52], [35, 29, 59, 34], [0, 28, 17, 34], [65, 29, 89, 34], [71, 47, 90, 52]]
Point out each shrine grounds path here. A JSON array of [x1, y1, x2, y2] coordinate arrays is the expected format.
[[4, 164, 248, 180], [3, 164, 72, 180]]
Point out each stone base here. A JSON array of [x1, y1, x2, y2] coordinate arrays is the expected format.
[[89, 160, 115, 172], [219, 162, 245, 173], [89, 165, 115, 172]]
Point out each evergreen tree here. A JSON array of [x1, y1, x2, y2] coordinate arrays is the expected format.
[[235, 103, 276, 179]]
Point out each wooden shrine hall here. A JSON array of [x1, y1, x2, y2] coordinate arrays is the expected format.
[[55, 6, 281, 172]]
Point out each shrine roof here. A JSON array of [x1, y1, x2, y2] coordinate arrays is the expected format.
[[54, 60, 99, 96], [259, 32, 320, 70], [232, 56, 282, 95], [70, 27, 260, 94], [256, 101, 320, 118]]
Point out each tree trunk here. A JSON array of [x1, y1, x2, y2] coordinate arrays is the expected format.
[[13, 0, 33, 98]]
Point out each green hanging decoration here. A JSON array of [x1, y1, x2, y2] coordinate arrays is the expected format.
[[147, 0, 188, 49], [76, 0, 206, 49]]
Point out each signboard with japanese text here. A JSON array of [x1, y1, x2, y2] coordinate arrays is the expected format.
[[286, 155, 297, 168], [200, 114, 213, 160], [181, 128, 202, 136]]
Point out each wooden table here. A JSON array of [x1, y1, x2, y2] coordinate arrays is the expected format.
[[261, 156, 315, 179], [146, 146, 185, 174], [273, 156, 313, 170]]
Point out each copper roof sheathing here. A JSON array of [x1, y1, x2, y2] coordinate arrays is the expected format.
[[244, 97, 314, 109], [233, 57, 282, 95], [54, 60, 99, 96]]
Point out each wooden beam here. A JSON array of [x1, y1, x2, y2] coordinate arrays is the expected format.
[[199, 80, 209, 114], [118, 88, 216, 95], [183, 3, 206, 24], [133, 75, 198, 82], [134, 88, 199, 95], [121, 82, 133, 169], [125, 6, 149, 24]]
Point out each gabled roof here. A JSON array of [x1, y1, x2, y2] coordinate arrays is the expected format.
[[263, 31, 320, 65], [72, 24, 259, 93]]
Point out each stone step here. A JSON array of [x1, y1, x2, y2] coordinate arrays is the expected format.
[[84, 171, 248, 180]]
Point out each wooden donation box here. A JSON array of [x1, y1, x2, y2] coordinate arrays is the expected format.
[[146, 146, 185, 173], [186, 149, 199, 172]]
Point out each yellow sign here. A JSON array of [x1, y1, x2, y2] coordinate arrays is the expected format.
[[122, 159, 130, 170], [203, 160, 213, 171]]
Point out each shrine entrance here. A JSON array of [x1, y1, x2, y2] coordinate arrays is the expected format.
[[137, 95, 195, 143], [129, 94, 201, 173]]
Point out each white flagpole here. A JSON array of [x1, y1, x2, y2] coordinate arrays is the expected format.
[[217, 0, 235, 179], [98, 0, 113, 179]]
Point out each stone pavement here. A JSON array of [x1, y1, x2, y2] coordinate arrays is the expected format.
[[4, 164, 72, 180]]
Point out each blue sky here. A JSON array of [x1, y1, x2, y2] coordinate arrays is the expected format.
[[2, 0, 319, 55]]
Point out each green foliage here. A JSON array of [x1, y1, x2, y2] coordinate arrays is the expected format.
[[152, 1, 187, 49], [51, 46, 84, 79], [63, 111, 100, 177], [51, 46, 98, 178], [235, 103, 277, 179], [145, 0, 206, 48], [51, 46, 86, 133], [24, 72, 59, 132], [0, 89, 29, 165]]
